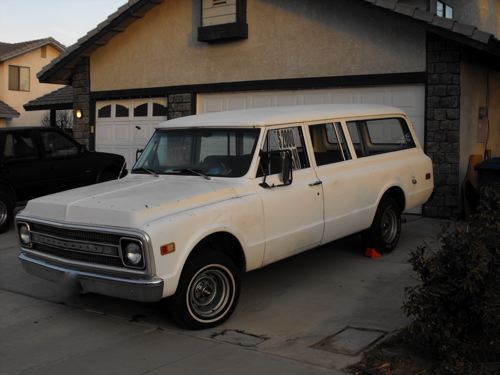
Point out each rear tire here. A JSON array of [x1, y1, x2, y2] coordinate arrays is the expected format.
[[170, 249, 240, 330], [363, 196, 401, 254], [0, 190, 14, 234]]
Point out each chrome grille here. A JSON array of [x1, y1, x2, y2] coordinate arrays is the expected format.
[[31, 222, 121, 244], [27, 222, 128, 268]]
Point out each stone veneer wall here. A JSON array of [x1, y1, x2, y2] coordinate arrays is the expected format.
[[71, 58, 91, 147], [167, 93, 193, 119], [424, 34, 461, 218]]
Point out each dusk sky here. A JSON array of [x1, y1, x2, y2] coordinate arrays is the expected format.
[[0, 0, 126, 47]]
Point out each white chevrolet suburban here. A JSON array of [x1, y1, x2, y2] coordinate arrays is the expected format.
[[17, 105, 433, 329]]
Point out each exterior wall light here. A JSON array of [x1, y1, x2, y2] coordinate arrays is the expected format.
[[74, 108, 83, 119]]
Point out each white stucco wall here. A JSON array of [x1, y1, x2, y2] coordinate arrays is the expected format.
[[90, 0, 426, 91]]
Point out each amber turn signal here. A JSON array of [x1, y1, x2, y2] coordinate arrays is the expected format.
[[161, 242, 176, 255]]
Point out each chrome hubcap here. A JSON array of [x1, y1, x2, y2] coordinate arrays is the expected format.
[[381, 207, 398, 244], [0, 201, 7, 226], [188, 266, 233, 321]]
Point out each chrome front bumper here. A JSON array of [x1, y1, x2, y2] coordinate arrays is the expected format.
[[19, 252, 164, 303]]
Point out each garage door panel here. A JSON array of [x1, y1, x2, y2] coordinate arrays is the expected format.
[[96, 99, 167, 168]]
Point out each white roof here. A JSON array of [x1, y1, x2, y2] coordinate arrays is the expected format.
[[158, 104, 406, 128]]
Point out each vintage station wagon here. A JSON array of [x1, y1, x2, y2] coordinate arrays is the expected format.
[[17, 104, 433, 329]]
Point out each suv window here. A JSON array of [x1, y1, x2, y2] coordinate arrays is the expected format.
[[346, 118, 415, 158], [260, 126, 309, 175], [40, 131, 79, 159], [309, 123, 351, 166], [2, 132, 38, 160]]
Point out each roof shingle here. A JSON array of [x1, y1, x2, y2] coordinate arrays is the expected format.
[[24, 86, 74, 111], [0, 38, 65, 62], [0, 101, 20, 119]]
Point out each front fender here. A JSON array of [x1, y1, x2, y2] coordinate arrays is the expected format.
[[143, 193, 265, 297]]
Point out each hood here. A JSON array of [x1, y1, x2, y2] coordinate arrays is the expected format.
[[22, 175, 240, 228]]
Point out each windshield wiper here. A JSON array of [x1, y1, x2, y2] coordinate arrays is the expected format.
[[172, 168, 211, 180], [132, 167, 159, 177]]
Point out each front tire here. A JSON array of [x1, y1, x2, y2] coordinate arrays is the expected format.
[[0, 190, 14, 234], [170, 249, 240, 330], [364, 196, 402, 254]]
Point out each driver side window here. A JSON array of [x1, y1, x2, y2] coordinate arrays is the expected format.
[[259, 126, 309, 176]]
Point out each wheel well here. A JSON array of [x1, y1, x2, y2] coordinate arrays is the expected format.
[[189, 232, 246, 271], [382, 186, 406, 212]]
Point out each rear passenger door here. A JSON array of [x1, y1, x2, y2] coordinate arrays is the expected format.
[[307, 122, 371, 243]]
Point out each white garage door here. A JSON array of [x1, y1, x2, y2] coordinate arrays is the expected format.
[[197, 85, 425, 145], [96, 98, 167, 168], [197, 85, 425, 214]]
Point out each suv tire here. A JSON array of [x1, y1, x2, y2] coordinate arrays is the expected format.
[[0, 190, 14, 233]]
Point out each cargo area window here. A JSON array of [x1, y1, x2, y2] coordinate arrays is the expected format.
[[2, 132, 38, 160], [309, 123, 351, 166], [346, 118, 415, 158]]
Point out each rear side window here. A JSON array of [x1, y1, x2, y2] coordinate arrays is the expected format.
[[309, 123, 351, 166], [40, 131, 79, 158], [346, 118, 415, 158]]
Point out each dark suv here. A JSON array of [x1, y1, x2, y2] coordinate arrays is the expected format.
[[0, 127, 126, 233]]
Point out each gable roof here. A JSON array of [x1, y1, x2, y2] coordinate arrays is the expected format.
[[38, 0, 500, 85], [0, 101, 20, 119], [24, 86, 74, 111], [0, 38, 65, 62]]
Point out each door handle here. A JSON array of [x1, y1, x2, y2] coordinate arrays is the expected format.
[[308, 180, 323, 187]]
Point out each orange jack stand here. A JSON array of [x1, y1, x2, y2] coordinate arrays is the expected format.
[[364, 248, 382, 259]]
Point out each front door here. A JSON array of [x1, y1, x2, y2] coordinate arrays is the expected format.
[[257, 125, 324, 265]]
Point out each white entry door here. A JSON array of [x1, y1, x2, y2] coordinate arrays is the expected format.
[[95, 98, 167, 168]]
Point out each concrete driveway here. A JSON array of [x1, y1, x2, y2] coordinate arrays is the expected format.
[[0, 216, 443, 374]]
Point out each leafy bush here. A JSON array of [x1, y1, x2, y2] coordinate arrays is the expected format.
[[403, 186, 500, 372]]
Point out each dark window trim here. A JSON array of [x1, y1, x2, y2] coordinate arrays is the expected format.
[[90, 72, 426, 101], [198, 0, 248, 42]]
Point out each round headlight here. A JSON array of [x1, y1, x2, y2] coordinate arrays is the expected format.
[[19, 225, 31, 245], [125, 242, 142, 265]]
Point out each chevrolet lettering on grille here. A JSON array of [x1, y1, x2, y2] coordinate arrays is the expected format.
[[31, 233, 118, 256]]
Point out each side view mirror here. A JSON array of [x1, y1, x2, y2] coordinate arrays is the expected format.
[[259, 149, 293, 188], [136, 149, 143, 161]]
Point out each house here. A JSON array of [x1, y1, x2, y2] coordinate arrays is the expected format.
[[0, 38, 65, 127], [25, 0, 500, 218]]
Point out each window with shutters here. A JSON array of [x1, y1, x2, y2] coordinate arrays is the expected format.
[[198, 0, 248, 42]]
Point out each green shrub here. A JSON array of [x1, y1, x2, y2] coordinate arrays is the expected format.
[[403, 186, 500, 372]]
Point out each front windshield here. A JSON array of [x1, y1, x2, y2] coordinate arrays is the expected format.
[[132, 128, 260, 178]]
